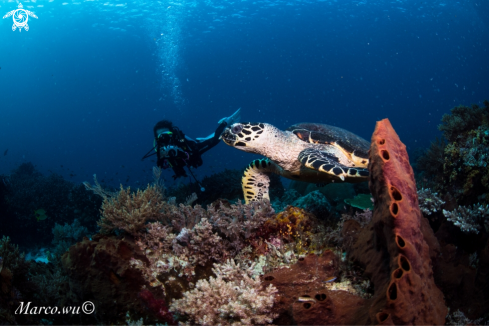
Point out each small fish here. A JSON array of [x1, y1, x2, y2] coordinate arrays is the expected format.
[[323, 276, 337, 284], [298, 297, 316, 303], [3, 149, 7, 156], [34, 209, 48, 221]]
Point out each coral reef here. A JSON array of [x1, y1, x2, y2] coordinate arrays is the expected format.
[[0, 236, 44, 324], [62, 235, 164, 324], [348, 119, 447, 324], [61, 182, 342, 324], [417, 100, 489, 205], [170, 259, 278, 325], [5, 105, 489, 326], [443, 203, 489, 234], [130, 199, 276, 286], [1, 163, 101, 247]]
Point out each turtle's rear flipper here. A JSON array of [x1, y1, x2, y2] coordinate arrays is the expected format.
[[298, 148, 369, 181], [242, 158, 274, 204]]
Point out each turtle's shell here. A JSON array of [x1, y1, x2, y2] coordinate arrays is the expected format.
[[287, 122, 370, 160]]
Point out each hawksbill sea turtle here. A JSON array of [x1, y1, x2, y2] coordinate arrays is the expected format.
[[221, 122, 370, 203], [3, 3, 38, 32]]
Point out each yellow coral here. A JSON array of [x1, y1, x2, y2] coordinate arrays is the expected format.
[[268, 206, 318, 255]]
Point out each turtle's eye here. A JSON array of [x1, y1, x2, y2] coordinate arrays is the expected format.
[[231, 124, 243, 134]]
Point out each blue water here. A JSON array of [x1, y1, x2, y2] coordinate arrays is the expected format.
[[1, 0, 488, 189]]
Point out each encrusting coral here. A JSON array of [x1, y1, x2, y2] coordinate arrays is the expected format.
[[170, 259, 278, 326]]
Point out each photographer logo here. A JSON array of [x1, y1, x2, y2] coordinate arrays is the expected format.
[[3, 3, 38, 32]]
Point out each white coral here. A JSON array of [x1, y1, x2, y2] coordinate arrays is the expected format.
[[417, 188, 445, 215], [170, 259, 278, 326], [443, 203, 489, 234]]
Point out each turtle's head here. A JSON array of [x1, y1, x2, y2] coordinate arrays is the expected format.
[[221, 122, 276, 154]]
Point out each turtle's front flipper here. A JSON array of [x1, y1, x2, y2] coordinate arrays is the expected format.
[[242, 158, 275, 204], [298, 148, 369, 181]]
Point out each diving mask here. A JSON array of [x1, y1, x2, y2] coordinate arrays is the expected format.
[[156, 131, 173, 143]]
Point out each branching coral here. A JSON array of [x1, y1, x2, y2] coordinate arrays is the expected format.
[[211, 200, 274, 245], [445, 309, 484, 325], [173, 218, 226, 271], [443, 203, 489, 234], [170, 259, 278, 326], [83, 174, 117, 200], [98, 184, 166, 235], [163, 203, 208, 232], [417, 188, 445, 215]]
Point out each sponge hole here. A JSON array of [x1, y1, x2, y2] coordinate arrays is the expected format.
[[390, 186, 403, 201], [388, 282, 398, 300], [381, 150, 390, 160], [396, 235, 406, 248], [390, 202, 399, 216], [377, 312, 390, 323], [393, 268, 403, 279], [315, 293, 327, 301], [399, 255, 411, 272], [378, 139, 385, 145]]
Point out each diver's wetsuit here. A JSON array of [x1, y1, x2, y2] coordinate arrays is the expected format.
[[156, 123, 226, 179]]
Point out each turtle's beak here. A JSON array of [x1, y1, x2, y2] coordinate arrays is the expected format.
[[221, 127, 237, 146]]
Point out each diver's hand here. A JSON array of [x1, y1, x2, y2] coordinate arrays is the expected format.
[[218, 108, 241, 125]]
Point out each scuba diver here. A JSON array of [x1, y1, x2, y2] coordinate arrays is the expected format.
[[142, 109, 241, 188]]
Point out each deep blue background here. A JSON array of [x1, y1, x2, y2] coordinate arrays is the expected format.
[[0, 0, 488, 189]]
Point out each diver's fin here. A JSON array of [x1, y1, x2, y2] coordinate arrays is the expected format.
[[218, 108, 241, 125]]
